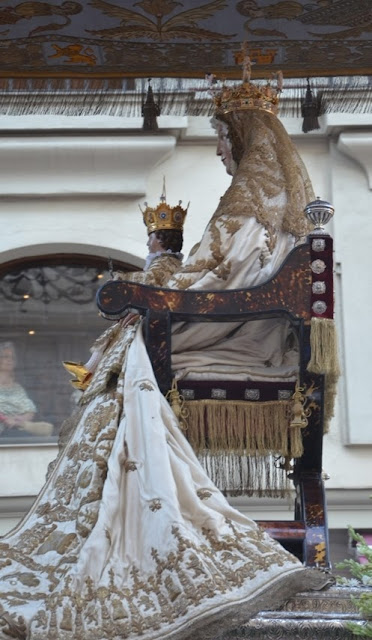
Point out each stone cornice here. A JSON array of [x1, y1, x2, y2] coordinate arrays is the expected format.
[[0, 134, 176, 197]]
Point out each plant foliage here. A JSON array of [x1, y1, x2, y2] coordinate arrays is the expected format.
[[336, 528, 372, 637]]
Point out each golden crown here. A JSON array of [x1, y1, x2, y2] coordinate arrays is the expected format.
[[213, 43, 282, 117], [214, 80, 280, 116], [141, 181, 188, 235]]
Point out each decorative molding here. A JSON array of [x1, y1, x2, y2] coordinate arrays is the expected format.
[[337, 132, 372, 190], [0, 135, 176, 197]]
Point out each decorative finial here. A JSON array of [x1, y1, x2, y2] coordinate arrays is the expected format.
[[304, 197, 334, 235], [234, 41, 252, 83], [301, 78, 321, 133], [160, 176, 166, 203], [142, 79, 160, 132]]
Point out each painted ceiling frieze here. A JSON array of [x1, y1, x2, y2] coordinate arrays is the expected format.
[[0, 0, 371, 77]]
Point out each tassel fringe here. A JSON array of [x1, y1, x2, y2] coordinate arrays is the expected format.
[[0, 76, 370, 118], [200, 451, 290, 498], [184, 399, 303, 459], [180, 394, 313, 497], [307, 317, 341, 432]]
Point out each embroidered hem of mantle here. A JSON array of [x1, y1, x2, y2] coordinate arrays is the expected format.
[[0, 566, 332, 640]]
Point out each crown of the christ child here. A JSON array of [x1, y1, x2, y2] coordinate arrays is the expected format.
[[140, 179, 188, 235]]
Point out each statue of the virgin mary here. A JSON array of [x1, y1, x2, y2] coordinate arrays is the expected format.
[[0, 69, 332, 640]]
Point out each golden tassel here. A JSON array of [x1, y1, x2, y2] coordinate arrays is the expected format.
[[166, 379, 189, 431], [307, 317, 341, 432], [307, 317, 341, 377], [289, 384, 311, 458]]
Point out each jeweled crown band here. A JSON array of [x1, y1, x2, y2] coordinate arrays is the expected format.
[[214, 81, 280, 117], [142, 202, 187, 235]]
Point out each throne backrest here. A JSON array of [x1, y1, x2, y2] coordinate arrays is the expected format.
[[97, 236, 333, 395]]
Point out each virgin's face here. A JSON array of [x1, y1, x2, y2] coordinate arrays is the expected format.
[[216, 122, 237, 176], [147, 232, 163, 254]]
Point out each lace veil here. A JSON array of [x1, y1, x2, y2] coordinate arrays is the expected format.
[[216, 110, 313, 238], [167, 109, 313, 290]]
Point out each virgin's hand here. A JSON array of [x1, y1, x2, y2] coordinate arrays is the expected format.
[[120, 312, 140, 328]]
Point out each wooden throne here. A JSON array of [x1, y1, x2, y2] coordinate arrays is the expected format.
[[97, 233, 336, 568]]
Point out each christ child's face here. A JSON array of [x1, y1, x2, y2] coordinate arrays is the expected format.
[[147, 232, 164, 254]]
